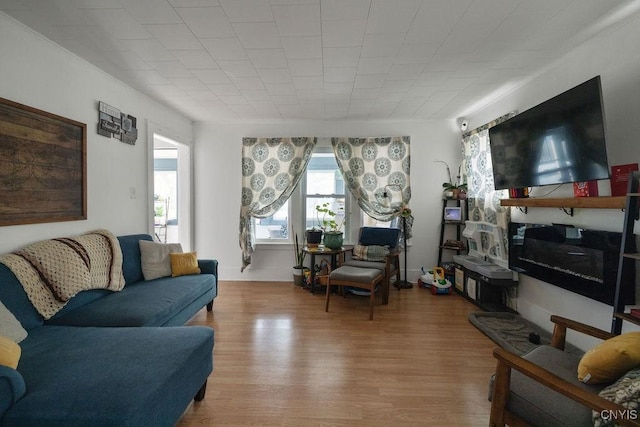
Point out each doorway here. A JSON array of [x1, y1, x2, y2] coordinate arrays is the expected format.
[[153, 133, 193, 250]]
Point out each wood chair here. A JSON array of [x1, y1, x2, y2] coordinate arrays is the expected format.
[[340, 227, 401, 303], [325, 265, 384, 320], [490, 315, 640, 427]]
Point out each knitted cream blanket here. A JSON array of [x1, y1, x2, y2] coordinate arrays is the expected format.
[[0, 229, 125, 319]]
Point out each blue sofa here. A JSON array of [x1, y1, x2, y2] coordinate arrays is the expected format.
[[0, 234, 218, 426]]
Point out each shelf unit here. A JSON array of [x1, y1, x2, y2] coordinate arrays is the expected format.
[[437, 198, 466, 266], [500, 196, 625, 209], [612, 172, 640, 334]]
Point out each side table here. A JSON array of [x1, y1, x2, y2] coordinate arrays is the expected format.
[[303, 246, 352, 294]]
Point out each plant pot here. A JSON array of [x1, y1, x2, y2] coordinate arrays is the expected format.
[[306, 229, 323, 247], [292, 266, 309, 286], [323, 231, 344, 249]]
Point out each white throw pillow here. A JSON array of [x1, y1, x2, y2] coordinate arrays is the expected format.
[[0, 301, 27, 343], [139, 240, 183, 281]]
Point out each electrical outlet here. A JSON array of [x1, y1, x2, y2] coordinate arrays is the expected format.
[[129, 186, 136, 199]]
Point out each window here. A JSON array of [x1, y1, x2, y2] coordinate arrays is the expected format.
[[304, 150, 347, 235], [253, 201, 289, 241]]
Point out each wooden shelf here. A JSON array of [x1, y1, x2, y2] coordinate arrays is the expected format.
[[500, 196, 626, 209], [614, 312, 640, 327]]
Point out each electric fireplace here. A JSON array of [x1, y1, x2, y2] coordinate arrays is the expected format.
[[508, 222, 635, 306]]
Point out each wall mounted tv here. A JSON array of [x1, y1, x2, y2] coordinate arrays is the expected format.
[[489, 76, 610, 190]]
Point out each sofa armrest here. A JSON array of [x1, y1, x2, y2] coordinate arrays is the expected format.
[[490, 347, 640, 427], [198, 259, 218, 278], [550, 315, 615, 350], [0, 365, 26, 417]]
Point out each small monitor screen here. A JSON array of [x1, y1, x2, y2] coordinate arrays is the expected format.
[[444, 207, 462, 222]]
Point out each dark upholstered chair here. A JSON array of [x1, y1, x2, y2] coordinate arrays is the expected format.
[[341, 227, 401, 303], [324, 227, 400, 320]]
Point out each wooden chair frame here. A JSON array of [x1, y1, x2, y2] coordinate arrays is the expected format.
[[490, 315, 640, 427]]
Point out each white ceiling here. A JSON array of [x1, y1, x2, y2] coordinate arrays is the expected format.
[[2, 0, 640, 123]]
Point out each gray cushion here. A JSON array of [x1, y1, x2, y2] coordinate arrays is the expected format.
[[505, 345, 605, 427], [139, 241, 183, 281], [330, 266, 383, 283], [343, 260, 388, 270], [0, 301, 27, 343]]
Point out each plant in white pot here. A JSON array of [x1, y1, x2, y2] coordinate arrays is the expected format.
[[292, 232, 309, 286], [315, 202, 345, 249]]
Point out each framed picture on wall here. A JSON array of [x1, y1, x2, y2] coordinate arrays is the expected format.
[[0, 97, 87, 226]]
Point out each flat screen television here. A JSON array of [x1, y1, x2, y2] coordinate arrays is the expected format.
[[489, 76, 610, 190]]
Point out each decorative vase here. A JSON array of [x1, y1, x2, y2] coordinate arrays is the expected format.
[[292, 266, 309, 286], [306, 229, 323, 247], [323, 231, 344, 249]]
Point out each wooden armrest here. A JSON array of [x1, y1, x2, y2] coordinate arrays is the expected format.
[[492, 347, 640, 427], [386, 249, 400, 257], [549, 315, 615, 349]]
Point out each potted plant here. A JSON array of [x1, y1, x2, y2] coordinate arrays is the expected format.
[[442, 182, 468, 199], [315, 202, 345, 249], [292, 232, 309, 286]]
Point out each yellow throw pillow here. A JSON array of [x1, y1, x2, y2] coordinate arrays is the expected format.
[[170, 252, 201, 277], [578, 332, 640, 384], [0, 335, 21, 369]]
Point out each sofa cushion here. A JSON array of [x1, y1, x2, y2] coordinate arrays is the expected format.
[[352, 244, 390, 261], [170, 252, 201, 277], [593, 367, 640, 426], [139, 240, 183, 281], [506, 345, 604, 426], [3, 325, 213, 427], [0, 301, 27, 343], [578, 332, 640, 384], [117, 234, 153, 285], [46, 274, 215, 327], [0, 264, 43, 331]]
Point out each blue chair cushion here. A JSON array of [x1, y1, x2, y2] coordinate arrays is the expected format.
[[359, 227, 400, 249]]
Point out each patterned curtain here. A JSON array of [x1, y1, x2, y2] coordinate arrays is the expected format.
[[331, 136, 411, 223], [239, 137, 317, 272], [461, 114, 513, 255]]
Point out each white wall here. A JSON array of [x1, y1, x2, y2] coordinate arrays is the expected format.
[[467, 12, 640, 348], [193, 120, 461, 282], [0, 13, 193, 254]]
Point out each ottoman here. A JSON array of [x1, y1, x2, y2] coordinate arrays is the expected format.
[[325, 265, 385, 320]]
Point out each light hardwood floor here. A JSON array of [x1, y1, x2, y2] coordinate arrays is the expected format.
[[179, 281, 498, 426]]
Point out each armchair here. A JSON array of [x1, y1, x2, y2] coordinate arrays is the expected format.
[[490, 315, 640, 427], [341, 227, 401, 304]]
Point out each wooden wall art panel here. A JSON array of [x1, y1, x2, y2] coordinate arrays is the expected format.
[[0, 97, 87, 226]]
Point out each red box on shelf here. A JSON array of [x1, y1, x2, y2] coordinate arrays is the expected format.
[[630, 308, 640, 319], [573, 181, 599, 197], [611, 163, 639, 197]]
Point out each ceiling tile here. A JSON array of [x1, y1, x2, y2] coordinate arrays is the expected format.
[[281, 36, 322, 59], [172, 50, 220, 69], [272, 4, 321, 36], [246, 48, 288, 68], [321, 20, 366, 47], [218, 60, 258, 77], [321, 0, 371, 21], [257, 68, 292, 83], [366, 0, 421, 34], [233, 22, 282, 49], [175, 6, 235, 38], [288, 59, 323, 76], [201, 38, 248, 60], [219, 0, 273, 22], [144, 24, 202, 50]]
